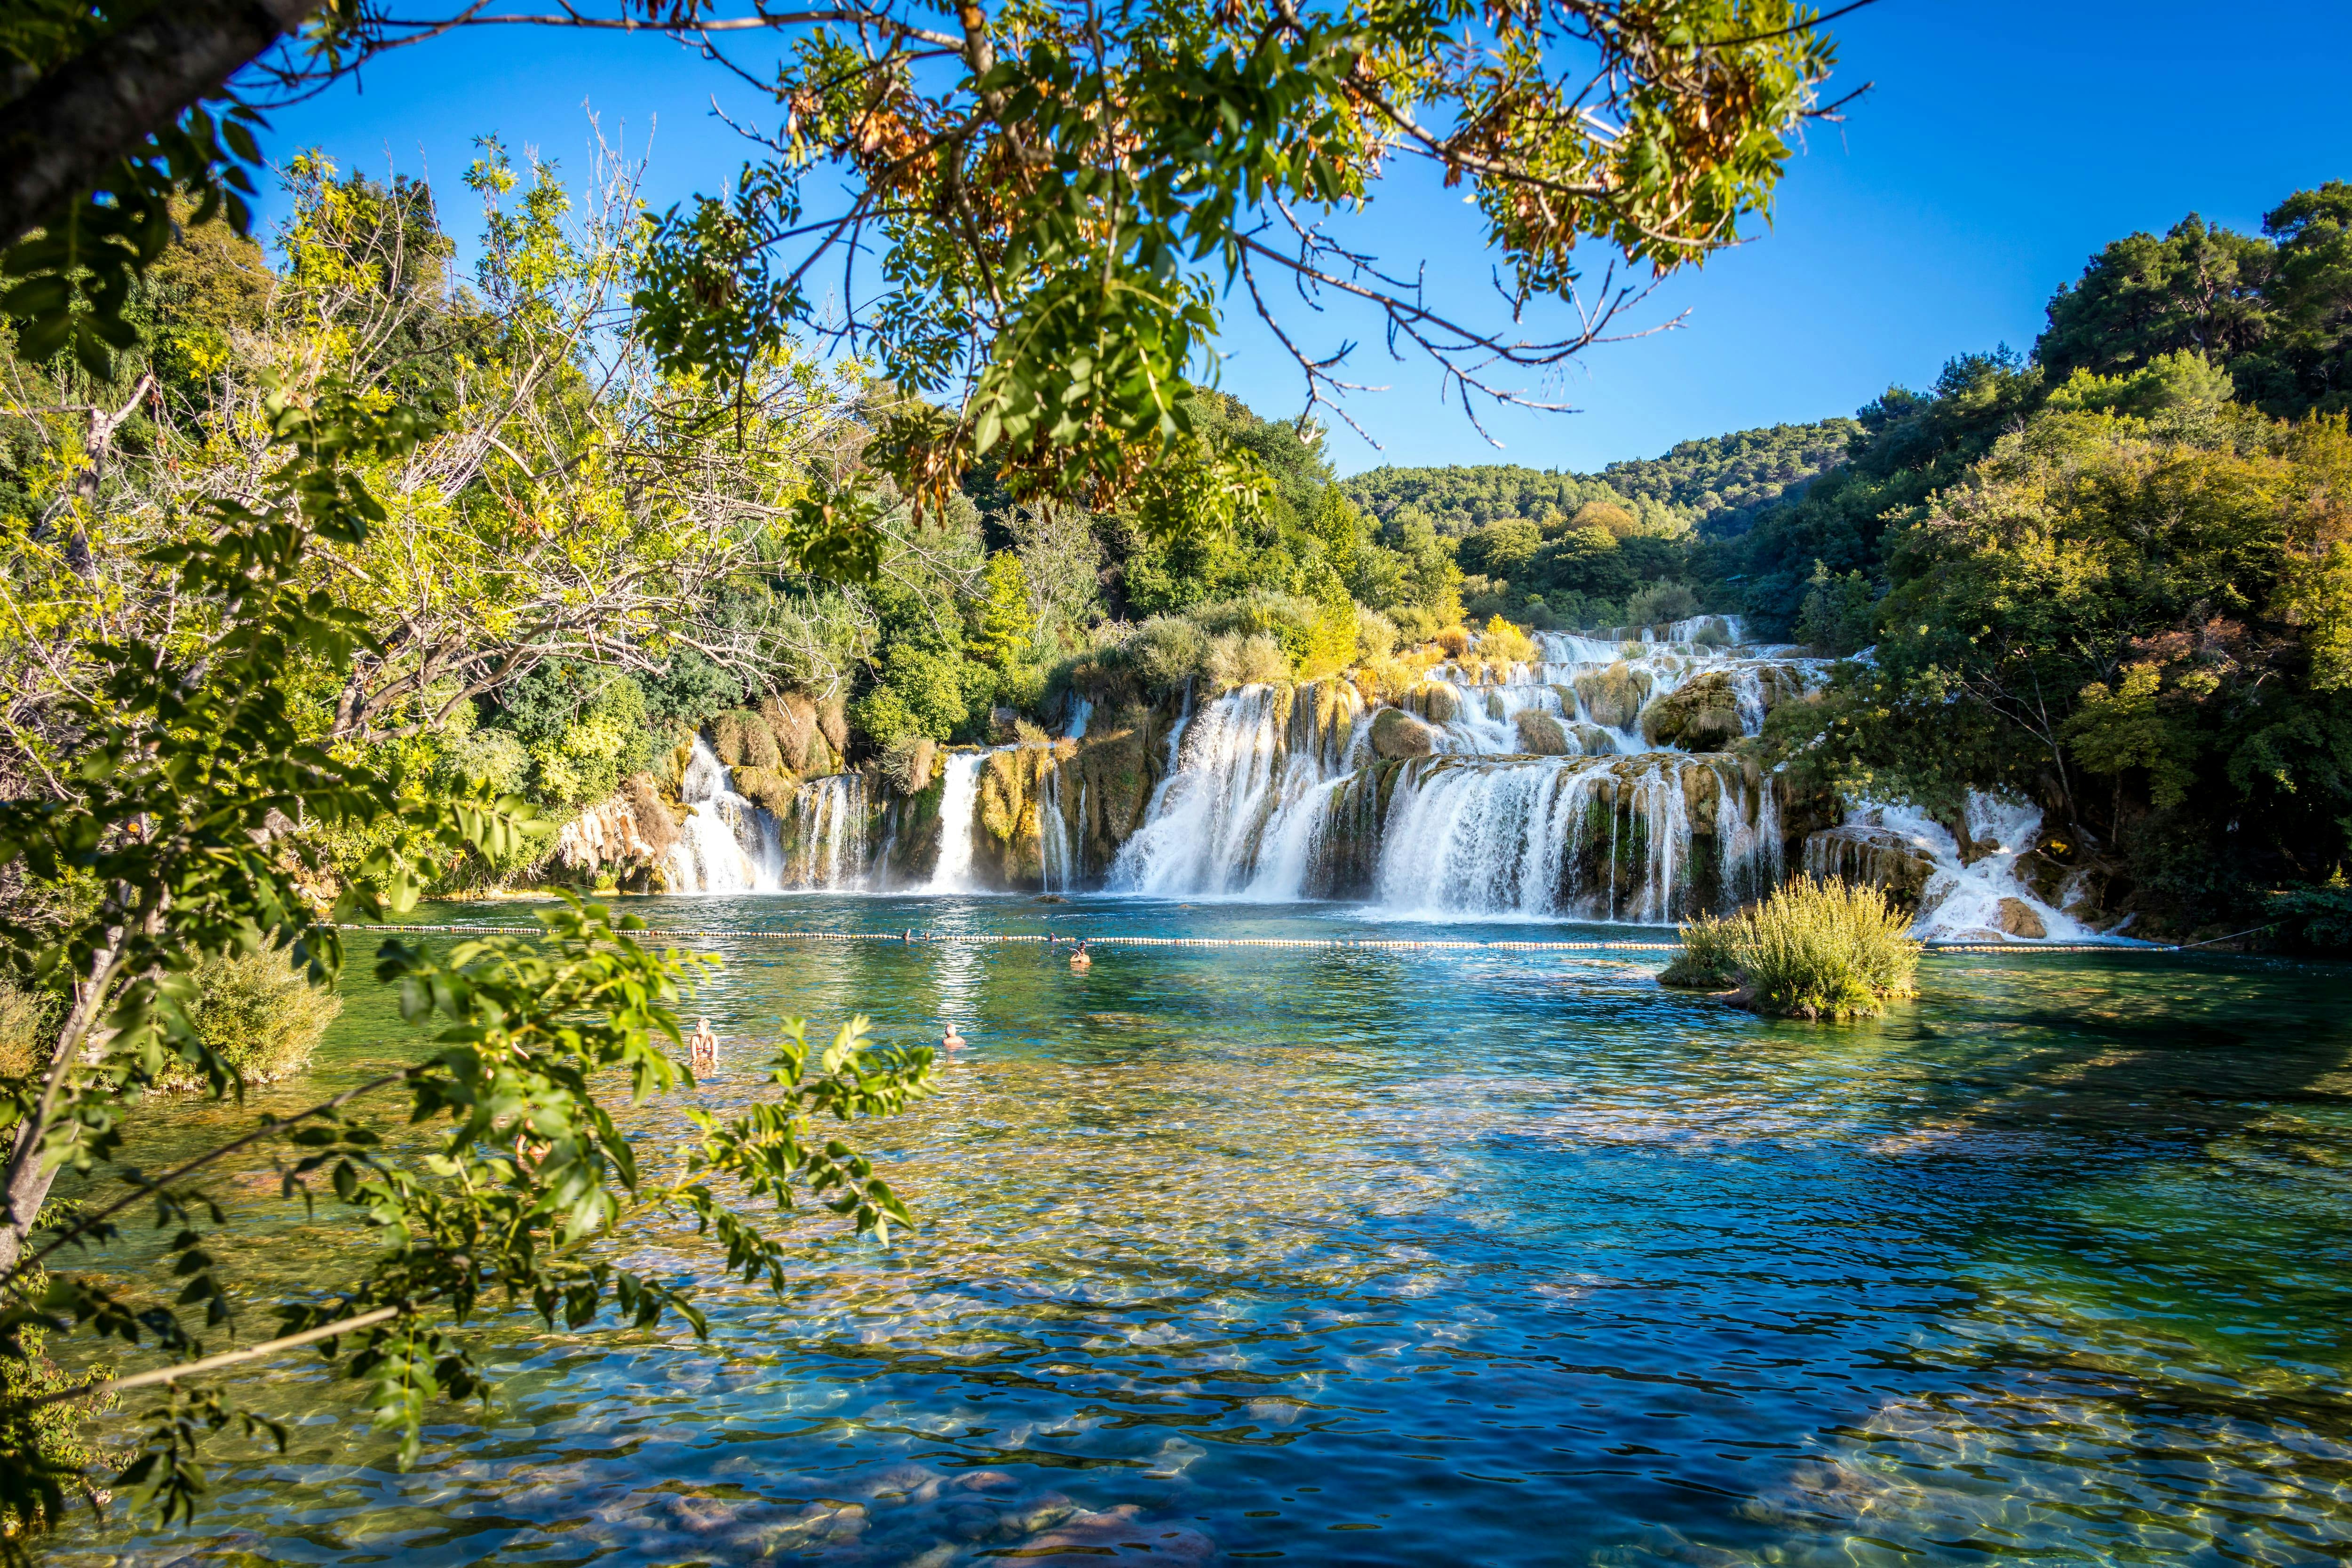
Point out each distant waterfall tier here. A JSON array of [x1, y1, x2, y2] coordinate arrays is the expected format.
[[1116, 738, 1780, 918]]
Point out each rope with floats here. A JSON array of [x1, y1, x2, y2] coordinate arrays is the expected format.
[[339, 923, 2175, 956]]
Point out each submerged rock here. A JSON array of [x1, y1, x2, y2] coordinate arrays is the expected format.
[[1371, 707, 1437, 759]]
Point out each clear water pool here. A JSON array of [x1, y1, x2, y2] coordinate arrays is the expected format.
[[47, 894, 2352, 1566]]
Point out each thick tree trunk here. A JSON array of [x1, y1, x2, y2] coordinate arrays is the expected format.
[[0, 0, 314, 247]]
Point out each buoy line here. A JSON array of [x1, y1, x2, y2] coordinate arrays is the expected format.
[[338, 922, 2172, 956]]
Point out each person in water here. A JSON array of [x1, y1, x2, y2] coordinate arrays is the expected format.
[[940, 1017, 967, 1051], [687, 1016, 718, 1074], [1069, 940, 1091, 971]]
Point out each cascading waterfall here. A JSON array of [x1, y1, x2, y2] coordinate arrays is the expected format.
[[925, 751, 988, 893], [1110, 682, 1367, 898], [663, 737, 783, 893], [1040, 759, 1076, 893], [1110, 623, 1811, 921], [781, 773, 868, 890]]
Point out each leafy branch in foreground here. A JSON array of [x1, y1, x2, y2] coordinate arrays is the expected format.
[[0, 365, 932, 1541], [5, 0, 1864, 531]]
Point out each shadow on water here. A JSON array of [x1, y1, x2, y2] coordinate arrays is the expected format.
[[42, 900, 2352, 1568]]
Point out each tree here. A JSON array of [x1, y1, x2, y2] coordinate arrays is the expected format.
[[5, 0, 1860, 526], [2036, 214, 2274, 379], [0, 371, 933, 1539]]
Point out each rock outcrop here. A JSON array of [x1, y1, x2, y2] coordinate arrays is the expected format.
[[1802, 824, 1936, 910], [1640, 672, 1743, 751], [1371, 708, 1436, 759], [1573, 663, 1652, 730], [552, 773, 681, 883], [1513, 710, 1571, 755]]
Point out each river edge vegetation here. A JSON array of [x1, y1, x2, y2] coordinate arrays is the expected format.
[[0, 0, 1877, 1547], [1662, 875, 1921, 1021]]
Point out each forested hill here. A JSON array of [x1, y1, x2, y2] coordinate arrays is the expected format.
[[1340, 419, 1854, 539], [1597, 420, 1859, 535]]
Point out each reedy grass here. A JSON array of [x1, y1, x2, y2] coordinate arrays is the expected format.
[[1661, 875, 1922, 1020]]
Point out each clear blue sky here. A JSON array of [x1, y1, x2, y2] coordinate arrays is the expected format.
[[259, 0, 2352, 475]]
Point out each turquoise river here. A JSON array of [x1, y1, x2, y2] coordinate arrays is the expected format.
[[44, 894, 2352, 1566]]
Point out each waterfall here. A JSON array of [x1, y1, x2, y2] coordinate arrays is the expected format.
[[663, 737, 783, 893], [1040, 756, 1076, 893], [1108, 685, 1353, 898], [782, 773, 868, 890], [926, 751, 987, 892], [1818, 792, 2114, 942], [1106, 622, 1818, 921], [1065, 695, 1093, 740]]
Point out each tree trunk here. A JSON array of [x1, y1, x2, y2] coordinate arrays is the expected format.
[[0, 0, 313, 247]]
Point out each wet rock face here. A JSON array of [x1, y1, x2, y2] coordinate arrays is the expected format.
[[1514, 710, 1571, 756], [553, 774, 682, 886], [1568, 721, 1616, 755], [1573, 662, 1652, 730], [1804, 824, 1936, 910], [1371, 707, 1437, 759], [1641, 671, 1743, 751]]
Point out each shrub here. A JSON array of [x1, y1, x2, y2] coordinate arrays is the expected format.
[[1131, 615, 1210, 692], [1478, 615, 1538, 665], [0, 984, 54, 1079], [713, 708, 784, 771], [1355, 607, 1399, 663], [1390, 604, 1441, 645], [882, 733, 936, 793], [157, 949, 344, 1092], [1661, 876, 1921, 1020], [1626, 580, 1702, 626], [1204, 631, 1290, 692], [1436, 626, 1470, 658], [2271, 874, 2352, 953]]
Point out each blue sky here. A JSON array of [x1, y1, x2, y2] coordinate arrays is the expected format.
[[258, 0, 2352, 475]]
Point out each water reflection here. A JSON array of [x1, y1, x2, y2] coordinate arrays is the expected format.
[[45, 895, 2352, 1567]]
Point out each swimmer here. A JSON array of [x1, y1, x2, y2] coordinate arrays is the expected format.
[[940, 1017, 967, 1051], [686, 1016, 718, 1074], [1069, 940, 1091, 971]]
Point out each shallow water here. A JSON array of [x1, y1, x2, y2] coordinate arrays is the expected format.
[[45, 894, 2352, 1566]]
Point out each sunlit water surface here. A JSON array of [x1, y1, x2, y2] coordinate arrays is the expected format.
[[45, 894, 2352, 1566]]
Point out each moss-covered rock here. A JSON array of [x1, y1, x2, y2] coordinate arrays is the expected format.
[[1513, 710, 1570, 755], [1568, 721, 1616, 755], [761, 691, 840, 776], [712, 708, 783, 769], [1573, 662, 1652, 729], [1802, 824, 1935, 910], [1371, 707, 1437, 759], [731, 765, 800, 819], [1402, 681, 1459, 724], [1640, 672, 1743, 751]]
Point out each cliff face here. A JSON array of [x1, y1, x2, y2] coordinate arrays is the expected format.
[[550, 773, 682, 888]]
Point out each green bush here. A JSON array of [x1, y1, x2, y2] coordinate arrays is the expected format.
[[1131, 615, 1210, 691], [1204, 631, 1289, 691], [1661, 875, 1921, 1020], [0, 984, 52, 1080], [2271, 875, 2352, 953], [158, 950, 344, 1093]]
